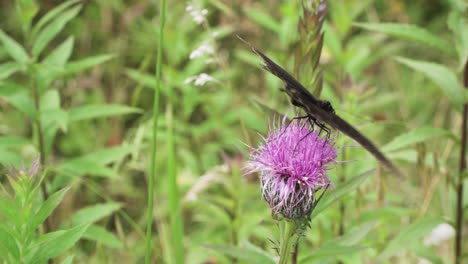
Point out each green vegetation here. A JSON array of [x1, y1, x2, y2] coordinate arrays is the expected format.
[[0, 0, 466, 263]]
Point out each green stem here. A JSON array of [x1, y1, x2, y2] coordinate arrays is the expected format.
[[278, 220, 298, 264], [31, 70, 50, 233], [454, 59, 467, 264], [145, 0, 166, 262]]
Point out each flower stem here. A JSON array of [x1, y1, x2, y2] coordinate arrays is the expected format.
[[31, 70, 50, 233], [145, 0, 166, 262], [278, 220, 298, 264], [454, 59, 467, 264]]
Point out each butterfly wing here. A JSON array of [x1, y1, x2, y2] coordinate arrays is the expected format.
[[255, 49, 404, 178]]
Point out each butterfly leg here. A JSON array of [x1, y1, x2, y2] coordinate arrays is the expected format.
[[292, 116, 320, 153]]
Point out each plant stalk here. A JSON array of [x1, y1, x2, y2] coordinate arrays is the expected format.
[[279, 220, 298, 264], [454, 59, 467, 264], [31, 73, 50, 233], [145, 0, 166, 262]]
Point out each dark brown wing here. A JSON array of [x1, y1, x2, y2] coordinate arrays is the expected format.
[[255, 49, 404, 178], [300, 101, 404, 178], [252, 48, 324, 107]]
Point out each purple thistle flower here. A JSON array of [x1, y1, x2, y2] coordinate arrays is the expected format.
[[246, 116, 337, 219]]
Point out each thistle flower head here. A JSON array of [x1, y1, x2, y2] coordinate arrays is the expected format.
[[246, 116, 336, 219]]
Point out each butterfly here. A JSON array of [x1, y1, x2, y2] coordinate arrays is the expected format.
[[253, 48, 404, 179]]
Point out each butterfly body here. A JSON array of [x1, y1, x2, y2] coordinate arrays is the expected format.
[[254, 48, 404, 178]]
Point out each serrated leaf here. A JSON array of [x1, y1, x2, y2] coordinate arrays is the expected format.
[[42, 36, 74, 67], [0, 62, 23, 80], [68, 104, 141, 122], [82, 225, 123, 248], [27, 223, 90, 264], [312, 170, 371, 218], [32, 5, 81, 57], [382, 127, 454, 152], [396, 57, 463, 111], [204, 244, 276, 264], [376, 217, 443, 263], [71, 203, 122, 226], [300, 245, 367, 263], [0, 30, 29, 64], [354, 22, 455, 56], [29, 188, 70, 233]]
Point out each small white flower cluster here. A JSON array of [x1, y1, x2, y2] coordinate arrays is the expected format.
[[184, 73, 215, 86], [186, 5, 208, 24], [189, 42, 214, 59], [184, 4, 218, 87]]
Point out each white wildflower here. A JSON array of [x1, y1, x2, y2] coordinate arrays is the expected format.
[[189, 43, 215, 59], [184, 73, 216, 86], [186, 4, 208, 24], [423, 223, 455, 246]]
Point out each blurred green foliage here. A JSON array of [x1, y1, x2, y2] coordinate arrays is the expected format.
[[0, 0, 466, 263]]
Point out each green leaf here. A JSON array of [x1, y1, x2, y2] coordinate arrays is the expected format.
[[0, 195, 16, 223], [42, 36, 74, 67], [31, 0, 81, 39], [312, 170, 371, 218], [335, 222, 377, 246], [376, 217, 443, 263], [354, 23, 455, 56], [39, 90, 68, 157], [27, 223, 90, 264], [396, 57, 463, 111], [447, 10, 468, 67], [60, 255, 74, 264], [56, 159, 118, 179], [0, 82, 35, 117], [29, 188, 70, 232], [71, 203, 122, 226], [204, 244, 276, 264], [300, 245, 367, 262], [125, 69, 157, 89], [0, 224, 20, 261], [32, 5, 82, 57], [0, 62, 23, 80], [0, 30, 29, 64], [68, 104, 142, 122], [382, 126, 454, 152], [0, 136, 30, 149], [63, 54, 115, 75], [0, 149, 24, 166], [82, 225, 123, 248], [76, 146, 137, 165], [56, 146, 135, 179], [244, 9, 281, 33]]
